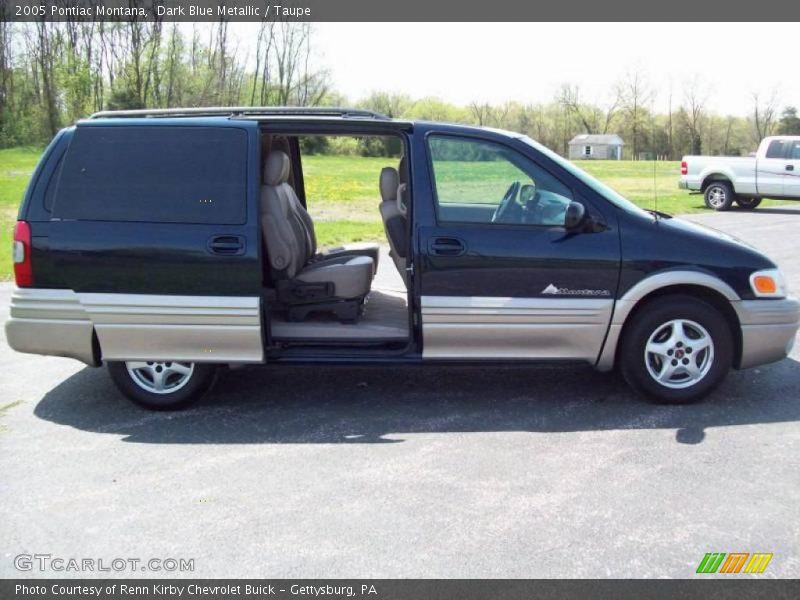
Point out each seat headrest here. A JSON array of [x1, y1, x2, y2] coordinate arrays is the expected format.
[[380, 167, 399, 203], [264, 151, 290, 186]]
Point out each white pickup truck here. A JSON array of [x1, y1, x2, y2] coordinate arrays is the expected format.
[[679, 136, 800, 210]]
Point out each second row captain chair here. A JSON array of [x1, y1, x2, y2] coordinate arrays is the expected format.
[[268, 141, 381, 275], [261, 151, 374, 323]]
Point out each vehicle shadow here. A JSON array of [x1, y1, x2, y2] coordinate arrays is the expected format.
[[33, 357, 800, 446], [741, 207, 800, 215]]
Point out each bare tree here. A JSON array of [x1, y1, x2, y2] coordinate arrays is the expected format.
[[469, 101, 491, 126], [34, 21, 60, 136], [601, 91, 620, 134], [681, 77, 708, 155], [556, 83, 608, 133], [617, 70, 652, 159], [275, 22, 302, 105], [163, 24, 182, 107], [251, 19, 276, 105], [0, 17, 11, 120], [490, 101, 511, 128], [751, 90, 778, 143], [666, 78, 674, 159], [722, 116, 735, 155], [295, 29, 329, 107]]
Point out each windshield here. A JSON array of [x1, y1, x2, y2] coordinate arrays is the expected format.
[[518, 136, 653, 218]]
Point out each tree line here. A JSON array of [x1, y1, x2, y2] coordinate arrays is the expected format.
[[354, 84, 799, 160], [2, 20, 799, 157], [0, 19, 329, 147]]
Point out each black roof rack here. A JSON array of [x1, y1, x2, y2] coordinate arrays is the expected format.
[[88, 106, 391, 120]]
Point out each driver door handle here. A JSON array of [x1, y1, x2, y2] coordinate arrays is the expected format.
[[429, 237, 466, 256]]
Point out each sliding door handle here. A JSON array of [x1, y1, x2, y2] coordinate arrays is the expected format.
[[207, 235, 245, 256]]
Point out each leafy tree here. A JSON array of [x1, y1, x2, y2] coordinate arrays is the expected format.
[[778, 107, 800, 135]]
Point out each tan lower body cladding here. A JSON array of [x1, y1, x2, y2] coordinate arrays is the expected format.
[[420, 295, 613, 362], [6, 288, 263, 365]]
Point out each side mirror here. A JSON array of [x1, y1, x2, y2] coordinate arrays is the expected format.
[[564, 201, 586, 231]]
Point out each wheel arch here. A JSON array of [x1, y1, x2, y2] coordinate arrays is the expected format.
[[701, 173, 735, 193], [596, 272, 743, 371], [91, 328, 103, 366]]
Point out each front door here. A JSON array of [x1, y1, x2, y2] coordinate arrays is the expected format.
[[418, 134, 620, 362]]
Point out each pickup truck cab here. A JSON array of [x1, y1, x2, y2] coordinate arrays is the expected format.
[[680, 135, 800, 210], [6, 107, 800, 409]]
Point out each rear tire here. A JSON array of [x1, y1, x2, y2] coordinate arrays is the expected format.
[[619, 295, 733, 404], [704, 181, 735, 211], [107, 361, 218, 410], [735, 197, 762, 210]]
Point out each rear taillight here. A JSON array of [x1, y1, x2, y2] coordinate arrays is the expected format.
[[680, 161, 688, 175], [12, 220, 33, 287]]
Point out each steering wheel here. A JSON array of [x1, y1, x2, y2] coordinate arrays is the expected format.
[[491, 181, 521, 223]]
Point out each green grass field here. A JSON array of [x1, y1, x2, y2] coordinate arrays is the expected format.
[[0, 147, 39, 281], [0, 147, 786, 281], [301, 155, 711, 214]]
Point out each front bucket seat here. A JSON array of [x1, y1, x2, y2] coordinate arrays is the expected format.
[[378, 166, 408, 285]]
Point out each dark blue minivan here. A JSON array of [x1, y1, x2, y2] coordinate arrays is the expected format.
[[6, 107, 799, 409]]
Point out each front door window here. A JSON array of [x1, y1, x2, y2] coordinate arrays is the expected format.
[[428, 135, 575, 227]]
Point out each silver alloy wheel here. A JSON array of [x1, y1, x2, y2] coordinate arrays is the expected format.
[[706, 185, 727, 208], [644, 319, 714, 389], [125, 361, 195, 395]]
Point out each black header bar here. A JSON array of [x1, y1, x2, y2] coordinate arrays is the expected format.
[[4, 0, 800, 22], [2, 579, 800, 600]]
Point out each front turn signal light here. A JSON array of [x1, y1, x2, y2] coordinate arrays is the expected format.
[[750, 269, 787, 298], [753, 276, 777, 294]]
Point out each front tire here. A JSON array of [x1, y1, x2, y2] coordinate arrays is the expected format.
[[619, 296, 733, 404], [704, 181, 735, 211], [735, 197, 762, 210], [107, 361, 218, 410]]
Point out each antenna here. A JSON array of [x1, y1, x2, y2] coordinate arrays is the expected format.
[[653, 155, 658, 218], [651, 106, 659, 220]]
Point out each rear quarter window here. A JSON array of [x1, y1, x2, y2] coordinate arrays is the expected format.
[[53, 126, 247, 224], [765, 140, 786, 159]]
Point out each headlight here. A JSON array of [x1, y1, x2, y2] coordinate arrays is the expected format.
[[749, 268, 787, 298]]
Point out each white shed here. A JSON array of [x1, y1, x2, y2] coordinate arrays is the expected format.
[[568, 134, 625, 160]]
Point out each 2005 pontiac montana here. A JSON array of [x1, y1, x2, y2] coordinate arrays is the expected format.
[[7, 107, 800, 409]]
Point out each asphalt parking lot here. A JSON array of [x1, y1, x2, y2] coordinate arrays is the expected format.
[[1, 207, 799, 579]]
